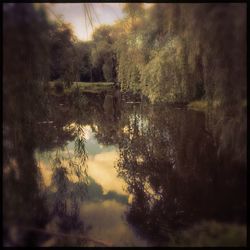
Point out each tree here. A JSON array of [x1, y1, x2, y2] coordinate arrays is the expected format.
[[91, 25, 117, 82], [49, 22, 79, 87], [74, 42, 92, 82]]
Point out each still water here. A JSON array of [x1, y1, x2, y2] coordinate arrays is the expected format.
[[3, 94, 246, 246]]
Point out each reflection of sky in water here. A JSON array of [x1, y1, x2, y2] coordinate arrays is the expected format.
[[80, 200, 147, 246], [36, 124, 147, 246], [73, 125, 116, 156]]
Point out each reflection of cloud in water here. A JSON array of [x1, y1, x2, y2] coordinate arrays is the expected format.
[[36, 139, 142, 245], [63, 123, 115, 156], [86, 176, 128, 204], [80, 200, 148, 246], [37, 149, 127, 196], [87, 150, 127, 195], [38, 161, 53, 187], [83, 125, 92, 140]]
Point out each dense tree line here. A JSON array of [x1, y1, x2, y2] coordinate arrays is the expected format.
[[114, 3, 246, 106], [50, 24, 117, 84], [4, 3, 246, 106]]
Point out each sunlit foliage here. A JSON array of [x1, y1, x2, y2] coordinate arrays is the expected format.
[[114, 3, 246, 107]]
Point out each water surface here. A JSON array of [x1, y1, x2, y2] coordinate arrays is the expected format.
[[3, 95, 246, 246]]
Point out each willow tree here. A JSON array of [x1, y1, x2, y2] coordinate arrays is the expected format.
[[115, 3, 146, 93], [114, 3, 246, 106]]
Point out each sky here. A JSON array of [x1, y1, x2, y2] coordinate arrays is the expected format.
[[46, 3, 153, 41], [48, 3, 125, 41]]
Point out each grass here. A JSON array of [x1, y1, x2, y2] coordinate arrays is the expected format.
[[187, 100, 220, 111], [188, 99, 246, 112], [48, 81, 114, 95]]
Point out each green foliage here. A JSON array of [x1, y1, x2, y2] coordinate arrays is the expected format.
[[117, 55, 141, 93], [75, 42, 92, 82], [123, 3, 145, 18], [49, 22, 79, 86], [140, 39, 184, 103], [10, 3, 244, 108], [3, 3, 51, 127], [91, 25, 117, 82], [114, 3, 246, 108]]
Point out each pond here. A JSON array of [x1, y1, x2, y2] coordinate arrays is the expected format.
[[3, 93, 246, 246]]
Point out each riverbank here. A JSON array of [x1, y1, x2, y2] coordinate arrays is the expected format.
[[47, 82, 246, 115], [187, 99, 247, 112], [187, 100, 219, 112], [48, 81, 115, 96]]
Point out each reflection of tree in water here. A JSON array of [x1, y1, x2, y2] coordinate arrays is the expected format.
[[3, 3, 50, 246], [3, 66, 126, 245], [3, 103, 90, 246], [3, 8, 91, 241], [70, 91, 123, 146], [115, 104, 246, 245], [3, 131, 51, 246]]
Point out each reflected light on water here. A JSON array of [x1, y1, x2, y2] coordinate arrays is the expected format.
[[80, 200, 147, 246], [87, 151, 127, 195]]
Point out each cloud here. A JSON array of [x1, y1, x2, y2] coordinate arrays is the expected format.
[[38, 161, 53, 187]]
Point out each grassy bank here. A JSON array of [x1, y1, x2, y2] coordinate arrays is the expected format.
[[187, 99, 246, 112], [48, 81, 114, 96], [187, 100, 221, 112]]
